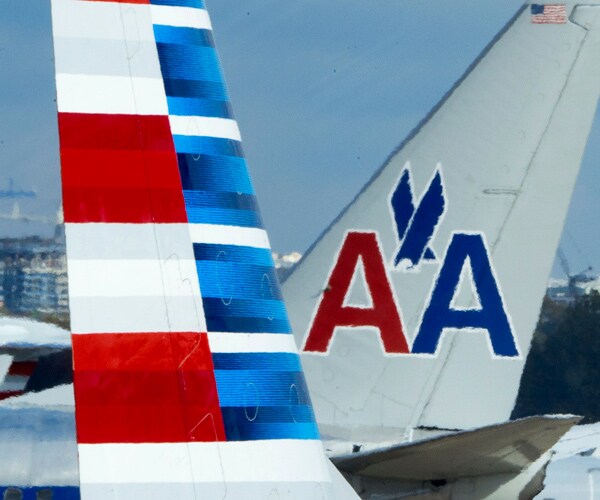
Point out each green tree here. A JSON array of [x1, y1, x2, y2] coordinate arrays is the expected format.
[[512, 291, 600, 422]]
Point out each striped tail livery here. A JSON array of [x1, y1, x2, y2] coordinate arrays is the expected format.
[[51, 0, 356, 498]]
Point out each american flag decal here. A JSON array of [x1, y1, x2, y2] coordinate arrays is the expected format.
[[531, 4, 567, 24]]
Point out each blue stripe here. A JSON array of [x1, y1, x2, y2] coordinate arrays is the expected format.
[[184, 206, 262, 227], [150, 3, 322, 447], [205, 315, 291, 334], [157, 44, 223, 81], [178, 154, 254, 194], [220, 404, 319, 441], [212, 352, 301, 371], [0, 487, 80, 500], [173, 135, 243, 157], [196, 262, 282, 300], [154, 26, 214, 48], [194, 244, 273, 266], [167, 97, 233, 118], [223, 421, 320, 441], [183, 190, 259, 211], [164, 78, 228, 100], [214, 369, 319, 440], [221, 405, 316, 423], [214, 370, 310, 406], [183, 190, 262, 226], [151, 0, 205, 7], [202, 297, 288, 320]]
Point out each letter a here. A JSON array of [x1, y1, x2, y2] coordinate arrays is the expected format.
[[412, 232, 519, 357], [303, 232, 409, 354]]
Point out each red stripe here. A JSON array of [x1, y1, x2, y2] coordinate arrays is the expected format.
[[58, 113, 187, 223], [61, 150, 183, 188], [8, 361, 36, 377], [0, 391, 24, 401], [62, 187, 187, 223], [58, 113, 175, 152], [72, 333, 226, 444]]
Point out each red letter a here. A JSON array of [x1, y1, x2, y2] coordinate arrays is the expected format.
[[303, 232, 409, 354]]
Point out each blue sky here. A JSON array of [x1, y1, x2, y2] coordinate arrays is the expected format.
[[209, 1, 600, 278], [0, 1, 597, 279], [0, 1, 58, 237]]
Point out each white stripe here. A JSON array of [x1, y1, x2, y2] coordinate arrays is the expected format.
[[78, 440, 330, 484], [169, 115, 242, 141], [51, 0, 156, 41], [69, 295, 206, 334], [54, 38, 164, 80], [189, 224, 271, 249], [65, 224, 196, 261], [208, 332, 299, 353], [65, 223, 207, 334], [150, 5, 212, 30], [79, 482, 333, 499], [67, 259, 201, 298], [56, 74, 168, 115]]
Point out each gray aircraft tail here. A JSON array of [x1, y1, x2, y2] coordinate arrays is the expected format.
[[283, 2, 600, 443]]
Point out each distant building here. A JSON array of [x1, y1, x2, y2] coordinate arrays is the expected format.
[[0, 229, 68, 322]]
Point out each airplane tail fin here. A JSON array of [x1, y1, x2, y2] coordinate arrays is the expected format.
[[283, 3, 600, 443], [51, 0, 353, 498]]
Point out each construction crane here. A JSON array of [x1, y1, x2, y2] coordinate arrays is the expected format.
[[0, 202, 56, 224], [0, 179, 35, 199], [557, 247, 595, 299], [0, 180, 49, 224]]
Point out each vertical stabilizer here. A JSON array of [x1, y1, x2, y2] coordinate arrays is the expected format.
[[51, 0, 353, 497], [284, 2, 600, 443]]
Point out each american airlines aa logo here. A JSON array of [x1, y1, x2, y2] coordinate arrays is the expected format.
[[391, 167, 444, 270], [303, 164, 519, 358]]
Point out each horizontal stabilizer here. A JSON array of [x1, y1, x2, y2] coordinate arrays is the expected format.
[[333, 415, 580, 481]]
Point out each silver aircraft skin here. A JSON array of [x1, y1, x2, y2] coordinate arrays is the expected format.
[[282, 1, 600, 498]]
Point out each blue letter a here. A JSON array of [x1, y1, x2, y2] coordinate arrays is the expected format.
[[412, 233, 518, 357]]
